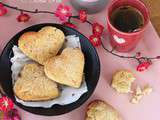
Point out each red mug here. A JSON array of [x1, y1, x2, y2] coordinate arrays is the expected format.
[[107, 0, 149, 52]]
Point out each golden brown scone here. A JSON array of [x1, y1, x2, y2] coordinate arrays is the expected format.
[[13, 63, 59, 101], [111, 70, 135, 93], [86, 100, 122, 120], [44, 47, 84, 88], [18, 26, 65, 65]]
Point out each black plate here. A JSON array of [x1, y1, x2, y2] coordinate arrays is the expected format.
[[0, 23, 100, 116]]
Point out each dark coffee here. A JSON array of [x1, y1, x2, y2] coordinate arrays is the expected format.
[[110, 5, 144, 33]]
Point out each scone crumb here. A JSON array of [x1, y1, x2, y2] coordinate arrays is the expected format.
[[130, 97, 139, 104], [143, 85, 153, 95], [135, 86, 142, 95], [130, 85, 153, 104], [130, 94, 143, 104]]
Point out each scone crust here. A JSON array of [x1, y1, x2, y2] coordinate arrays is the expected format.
[[18, 26, 65, 65], [44, 47, 84, 88], [13, 63, 59, 101], [112, 70, 135, 93], [86, 100, 122, 120]]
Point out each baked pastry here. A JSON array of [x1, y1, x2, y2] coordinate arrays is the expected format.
[[86, 100, 122, 120], [18, 26, 65, 65], [111, 70, 135, 93], [13, 63, 59, 101], [44, 47, 84, 88]]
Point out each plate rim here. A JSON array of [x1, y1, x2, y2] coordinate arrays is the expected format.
[[0, 23, 101, 116]]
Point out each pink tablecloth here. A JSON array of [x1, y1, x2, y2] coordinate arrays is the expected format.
[[0, 0, 160, 120]]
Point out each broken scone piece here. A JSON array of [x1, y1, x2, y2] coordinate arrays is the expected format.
[[44, 47, 84, 88], [130, 86, 143, 104], [143, 85, 153, 95], [111, 70, 135, 93], [130, 85, 153, 104], [86, 100, 122, 120], [14, 63, 59, 101]]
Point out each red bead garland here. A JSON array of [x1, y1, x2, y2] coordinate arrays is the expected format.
[[92, 22, 104, 36], [89, 34, 101, 47], [17, 12, 30, 22], [79, 10, 87, 23], [0, 97, 14, 112], [136, 61, 151, 72], [55, 4, 72, 21], [63, 22, 77, 29], [0, 4, 7, 16]]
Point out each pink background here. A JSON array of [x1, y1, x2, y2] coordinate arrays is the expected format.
[[0, 0, 160, 120]]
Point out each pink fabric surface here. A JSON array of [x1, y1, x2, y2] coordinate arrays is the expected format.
[[0, 0, 160, 120]]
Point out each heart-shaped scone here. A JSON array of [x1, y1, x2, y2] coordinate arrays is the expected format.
[[86, 100, 122, 120], [13, 63, 59, 101], [18, 26, 65, 65], [44, 48, 84, 88]]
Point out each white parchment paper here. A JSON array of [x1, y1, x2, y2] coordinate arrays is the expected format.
[[10, 35, 88, 108]]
